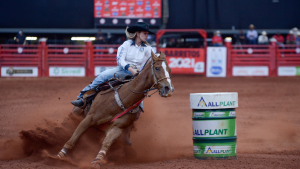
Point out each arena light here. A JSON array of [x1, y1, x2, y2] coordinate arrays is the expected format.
[[71, 37, 96, 41], [224, 37, 232, 42], [26, 37, 38, 40]]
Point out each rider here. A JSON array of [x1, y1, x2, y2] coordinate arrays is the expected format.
[[71, 22, 156, 107]]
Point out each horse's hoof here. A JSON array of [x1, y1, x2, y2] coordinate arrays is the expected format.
[[57, 152, 65, 159], [91, 159, 107, 168]]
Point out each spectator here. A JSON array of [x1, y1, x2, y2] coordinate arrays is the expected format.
[[15, 30, 26, 45], [95, 30, 106, 54], [272, 32, 284, 45], [292, 27, 299, 37], [235, 30, 246, 44], [95, 30, 106, 44], [286, 30, 296, 44], [246, 24, 258, 44], [258, 31, 269, 45], [296, 32, 300, 45], [211, 30, 223, 46]]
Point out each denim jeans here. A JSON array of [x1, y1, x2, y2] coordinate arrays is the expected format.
[[248, 39, 257, 44], [78, 66, 132, 98]]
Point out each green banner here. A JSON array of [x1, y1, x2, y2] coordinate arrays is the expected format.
[[193, 108, 236, 119], [296, 67, 300, 75]]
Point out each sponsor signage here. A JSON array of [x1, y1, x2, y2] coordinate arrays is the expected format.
[[206, 47, 227, 77], [204, 146, 231, 154], [278, 66, 300, 76], [94, 66, 115, 76], [1, 67, 38, 77], [232, 66, 269, 76], [94, 0, 161, 18], [190, 93, 238, 109], [160, 48, 205, 74], [94, 0, 161, 26], [193, 143, 237, 158], [192, 110, 236, 118], [49, 67, 85, 77], [192, 119, 236, 137]]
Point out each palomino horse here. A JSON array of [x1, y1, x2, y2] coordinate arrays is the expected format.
[[57, 51, 174, 168]]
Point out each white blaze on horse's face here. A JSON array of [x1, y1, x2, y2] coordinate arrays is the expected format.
[[162, 61, 172, 87], [159, 60, 173, 97], [152, 51, 174, 97]]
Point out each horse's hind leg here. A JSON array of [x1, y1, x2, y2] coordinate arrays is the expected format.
[[57, 115, 93, 158], [91, 126, 123, 167]]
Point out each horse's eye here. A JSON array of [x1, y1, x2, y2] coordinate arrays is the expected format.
[[155, 67, 159, 71]]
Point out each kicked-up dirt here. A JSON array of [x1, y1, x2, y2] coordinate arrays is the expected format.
[[0, 76, 300, 168]]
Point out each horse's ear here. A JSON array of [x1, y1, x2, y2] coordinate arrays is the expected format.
[[160, 51, 166, 59], [151, 50, 159, 61]]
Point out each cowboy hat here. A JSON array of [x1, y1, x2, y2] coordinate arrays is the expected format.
[[127, 22, 155, 34]]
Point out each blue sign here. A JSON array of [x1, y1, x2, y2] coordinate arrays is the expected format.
[[210, 66, 222, 75]]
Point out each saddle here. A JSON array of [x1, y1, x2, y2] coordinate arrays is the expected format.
[[79, 75, 130, 108], [79, 75, 143, 116]]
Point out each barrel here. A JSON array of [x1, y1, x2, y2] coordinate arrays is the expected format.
[[190, 93, 238, 160]]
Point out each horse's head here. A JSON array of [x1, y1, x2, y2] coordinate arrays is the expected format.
[[151, 51, 174, 97]]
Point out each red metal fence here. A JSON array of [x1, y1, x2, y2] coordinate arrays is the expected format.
[[43, 44, 88, 77], [0, 44, 42, 77], [1, 42, 300, 77], [89, 43, 118, 76], [276, 45, 300, 76], [226, 42, 276, 77]]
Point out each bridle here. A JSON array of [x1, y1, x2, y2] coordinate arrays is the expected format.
[[128, 52, 171, 96]]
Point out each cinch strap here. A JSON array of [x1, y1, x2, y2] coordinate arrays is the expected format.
[[99, 99, 143, 130]]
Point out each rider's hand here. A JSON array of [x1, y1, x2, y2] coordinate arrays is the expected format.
[[128, 67, 139, 75]]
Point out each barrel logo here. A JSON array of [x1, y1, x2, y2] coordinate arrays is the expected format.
[[204, 146, 231, 154], [197, 97, 207, 107], [210, 112, 225, 117], [197, 97, 236, 108], [229, 111, 236, 116], [194, 112, 205, 117]]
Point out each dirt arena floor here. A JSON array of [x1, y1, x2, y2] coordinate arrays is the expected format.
[[0, 76, 300, 169]]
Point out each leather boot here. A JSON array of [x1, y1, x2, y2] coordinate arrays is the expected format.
[[71, 98, 84, 107]]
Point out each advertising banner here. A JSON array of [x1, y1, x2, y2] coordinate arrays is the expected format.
[[206, 47, 227, 77], [192, 119, 236, 138], [232, 66, 269, 76], [278, 66, 300, 76], [190, 93, 238, 109], [159, 48, 205, 74], [1, 67, 38, 77], [94, 0, 161, 27], [49, 67, 85, 77]]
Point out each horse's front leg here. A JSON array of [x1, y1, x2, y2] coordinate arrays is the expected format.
[[91, 126, 123, 168], [57, 115, 93, 158]]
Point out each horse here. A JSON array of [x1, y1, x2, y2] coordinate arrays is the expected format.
[[56, 51, 174, 168]]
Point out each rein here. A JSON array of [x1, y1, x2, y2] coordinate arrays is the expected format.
[[98, 53, 171, 131], [128, 56, 170, 97]]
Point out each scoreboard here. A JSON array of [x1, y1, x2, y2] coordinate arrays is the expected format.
[[94, 0, 162, 27]]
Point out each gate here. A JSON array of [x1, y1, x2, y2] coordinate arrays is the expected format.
[[88, 43, 118, 77], [226, 43, 276, 77], [276, 45, 300, 76], [0, 44, 42, 77], [43, 44, 88, 77]]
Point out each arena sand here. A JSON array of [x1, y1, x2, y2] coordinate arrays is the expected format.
[[0, 76, 300, 168]]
